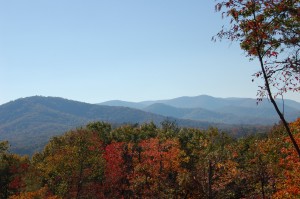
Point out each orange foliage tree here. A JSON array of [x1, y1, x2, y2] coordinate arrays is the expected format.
[[131, 138, 182, 198], [273, 118, 300, 198]]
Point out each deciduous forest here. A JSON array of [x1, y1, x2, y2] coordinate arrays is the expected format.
[[1, 0, 300, 198], [1, 118, 299, 198]]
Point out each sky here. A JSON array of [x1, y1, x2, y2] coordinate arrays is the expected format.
[[1, 0, 299, 105]]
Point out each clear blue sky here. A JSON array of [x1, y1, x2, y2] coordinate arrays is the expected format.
[[1, 0, 299, 105]]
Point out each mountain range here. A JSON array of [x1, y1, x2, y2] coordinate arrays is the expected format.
[[99, 95, 300, 125], [0, 96, 221, 155], [0, 95, 298, 155]]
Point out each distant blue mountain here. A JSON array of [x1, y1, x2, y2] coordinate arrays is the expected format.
[[99, 100, 147, 109], [99, 95, 300, 124]]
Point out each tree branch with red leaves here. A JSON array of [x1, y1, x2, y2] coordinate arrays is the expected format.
[[214, 0, 300, 159]]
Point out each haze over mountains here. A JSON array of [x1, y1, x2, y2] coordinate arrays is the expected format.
[[0, 95, 299, 155], [0, 96, 220, 155], [99, 95, 300, 125]]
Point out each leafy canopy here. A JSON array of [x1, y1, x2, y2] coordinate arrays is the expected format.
[[215, 0, 300, 98]]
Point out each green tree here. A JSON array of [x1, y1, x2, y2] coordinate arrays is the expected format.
[[86, 121, 112, 146], [0, 141, 10, 198], [33, 129, 105, 198], [0, 141, 31, 198]]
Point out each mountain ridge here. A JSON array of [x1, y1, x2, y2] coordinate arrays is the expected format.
[[98, 95, 300, 124], [0, 96, 224, 155], [100, 95, 300, 109], [1, 95, 298, 155]]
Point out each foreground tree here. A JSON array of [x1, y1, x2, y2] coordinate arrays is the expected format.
[[215, 0, 300, 158], [273, 118, 300, 198], [33, 129, 105, 198], [0, 141, 32, 198]]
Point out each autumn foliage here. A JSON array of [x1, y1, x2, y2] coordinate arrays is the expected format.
[[0, 120, 300, 198], [215, 0, 300, 160], [215, 0, 300, 97]]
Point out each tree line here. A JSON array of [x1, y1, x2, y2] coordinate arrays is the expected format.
[[0, 119, 299, 198]]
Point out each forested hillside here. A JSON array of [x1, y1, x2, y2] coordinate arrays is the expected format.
[[1, 119, 300, 198], [0, 96, 269, 155]]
